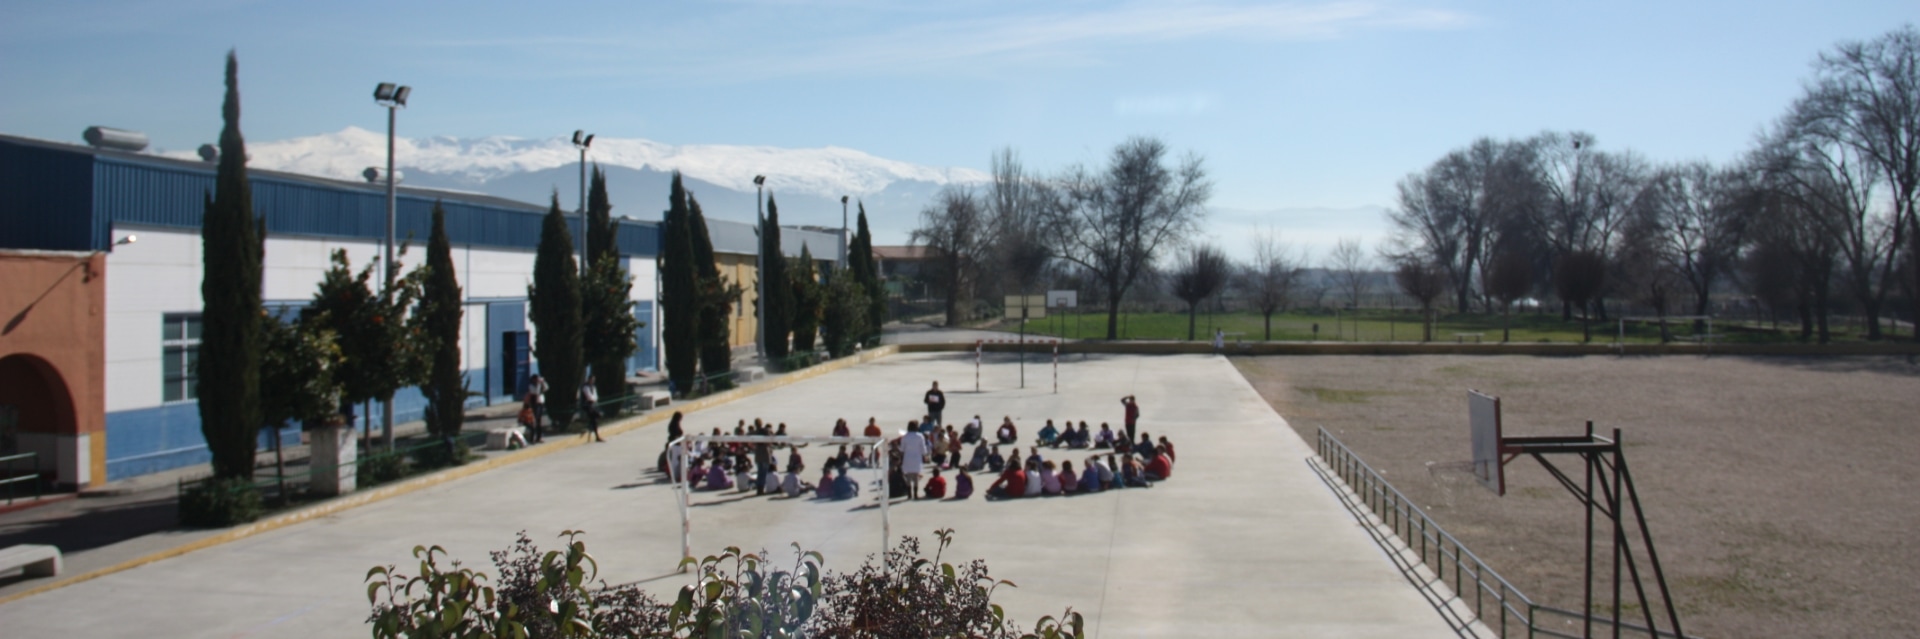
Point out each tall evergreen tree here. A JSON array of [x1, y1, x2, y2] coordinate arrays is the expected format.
[[529, 194, 584, 427], [418, 202, 465, 440], [790, 244, 823, 352], [660, 173, 699, 393], [689, 195, 738, 379], [198, 51, 264, 481], [853, 204, 887, 344], [761, 195, 793, 358], [581, 167, 638, 404]]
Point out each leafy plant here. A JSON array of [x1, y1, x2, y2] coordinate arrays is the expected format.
[[360, 452, 409, 486], [179, 476, 263, 527]]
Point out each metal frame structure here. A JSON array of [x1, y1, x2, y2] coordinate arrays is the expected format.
[[668, 434, 887, 571], [1496, 423, 1688, 639]]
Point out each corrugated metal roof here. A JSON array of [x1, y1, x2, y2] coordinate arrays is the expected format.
[[0, 134, 658, 256]]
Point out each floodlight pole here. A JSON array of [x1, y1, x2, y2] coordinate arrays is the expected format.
[[754, 175, 766, 357], [840, 195, 849, 274], [374, 82, 410, 452], [574, 131, 594, 276]]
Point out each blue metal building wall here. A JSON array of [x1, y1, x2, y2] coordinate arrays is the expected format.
[[0, 140, 96, 250]]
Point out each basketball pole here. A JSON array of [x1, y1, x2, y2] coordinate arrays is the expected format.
[[974, 340, 981, 393], [1052, 343, 1058, 394]]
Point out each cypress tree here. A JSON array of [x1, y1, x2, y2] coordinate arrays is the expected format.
[[529, 194, 583, 427], [198, 51, 264, 481], [581, 168, 637, 404], [790, 244, 822, 352], [689, 195, 736, 378], [854, 204, 887, 344], [419, 202, 464, 440], [761, 195, 793, 358], [660, 173, 698, 393]]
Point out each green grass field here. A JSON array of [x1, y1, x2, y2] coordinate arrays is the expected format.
[[1001, 308, 1867, 344]]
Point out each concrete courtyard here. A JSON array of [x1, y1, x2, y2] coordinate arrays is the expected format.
[[0, 352, 1451, 637]]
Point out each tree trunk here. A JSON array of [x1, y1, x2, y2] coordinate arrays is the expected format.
[[1502, 305, 1511, 343], [1815, 280, 1832, 344], [1582, 301, 1592, 343], [1186, 303, 1197, 341], [1264, 311, 1273, 341], [1863, 298, 1883, 340], [1562, 299, 1572, 321]]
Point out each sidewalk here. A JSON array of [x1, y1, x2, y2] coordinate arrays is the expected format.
[[0, 351, 1453, 637]]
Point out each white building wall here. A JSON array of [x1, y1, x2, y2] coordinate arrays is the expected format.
[[104, 225, 657, 414]]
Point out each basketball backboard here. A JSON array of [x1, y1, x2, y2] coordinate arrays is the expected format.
[[1469, 389, 1505, 495], [1048, 290, 1078, 309], [1004, 295, 1046, 319]]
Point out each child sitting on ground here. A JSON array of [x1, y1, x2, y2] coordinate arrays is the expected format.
[[954, 468, 974, 499], [986, 445, 1006, 472], [1037, 420, 1061, 448], [925, 467, 948, 499], [1058, 461, 1078, 496]]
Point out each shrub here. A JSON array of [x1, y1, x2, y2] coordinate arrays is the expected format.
[[410, 437, 471, 470], [360, 452, 409, 486], [365, 529, 1085, 638], [777, 352, 819, 372], [179, 477, 263, 527]]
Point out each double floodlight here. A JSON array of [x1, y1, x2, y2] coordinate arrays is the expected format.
[[373, 82, 411, 107], [573, 130, 595, 149], [753, 175, 766, 186]]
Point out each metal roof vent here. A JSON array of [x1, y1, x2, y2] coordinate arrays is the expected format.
[[83, 126, 149, 152], [362, 167, 403, 184], [197, 144, 218, 162]]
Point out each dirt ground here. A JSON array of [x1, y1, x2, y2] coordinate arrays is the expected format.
[[1232, 354, 1920, 639]]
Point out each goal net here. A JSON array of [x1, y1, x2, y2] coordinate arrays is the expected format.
[[667, 434, 889, 569]]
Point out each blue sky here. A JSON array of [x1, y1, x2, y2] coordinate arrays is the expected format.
[[3, 1, 1914, 254]]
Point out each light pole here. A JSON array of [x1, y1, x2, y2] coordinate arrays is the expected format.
[[573, 130, 595, 275], [373, 81, 410, 452], [753, 175, 766, 357], [840, 195, 849, 274]]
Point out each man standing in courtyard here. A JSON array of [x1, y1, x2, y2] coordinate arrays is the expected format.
[[923, 381, 947, 427], [1122, 395, 1140, 446]]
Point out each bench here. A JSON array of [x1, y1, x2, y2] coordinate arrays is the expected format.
[[638, 390, 671, 410], [736, 366, 767, 382], [0, 544, 61, 578], [485, 427, 527, 451], [1453, 333, 1484, 344]]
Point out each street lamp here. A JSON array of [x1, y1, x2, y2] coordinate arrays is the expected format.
[[840, 195, 849, 274], [573, 130, 595, 275], [373, 81, 410, 451], [754, 175, 767, 357]]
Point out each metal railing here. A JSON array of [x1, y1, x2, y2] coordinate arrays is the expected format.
[[1312, 428, 1694, 639], [1, 451, 43, 504], [177, 429, 493, 506]]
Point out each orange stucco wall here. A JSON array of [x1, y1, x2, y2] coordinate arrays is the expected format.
[[0, 251, 107, 486]]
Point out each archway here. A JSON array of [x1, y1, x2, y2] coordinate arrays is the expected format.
[[0, 354, 78, 457]]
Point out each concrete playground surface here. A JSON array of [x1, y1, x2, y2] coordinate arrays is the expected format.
[[0, 352, 1452, 638]]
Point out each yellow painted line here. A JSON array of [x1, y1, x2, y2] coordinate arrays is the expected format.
[[0, 345, 899, 605]]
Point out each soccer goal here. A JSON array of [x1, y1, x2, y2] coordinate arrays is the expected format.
[[1617, 315, 1714, 350], [667, 433, 888, 571]]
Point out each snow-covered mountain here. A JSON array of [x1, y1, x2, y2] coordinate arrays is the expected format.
[[161, 127, 986, 243]]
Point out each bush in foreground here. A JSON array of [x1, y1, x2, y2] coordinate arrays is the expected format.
[[366, 528, 1082, 638], [179, 477, 263, 527]]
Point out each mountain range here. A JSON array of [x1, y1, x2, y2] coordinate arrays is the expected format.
[[163, 127, 990, 242]]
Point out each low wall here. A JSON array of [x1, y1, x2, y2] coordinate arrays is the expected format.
[[896, 340, 1920, 357]]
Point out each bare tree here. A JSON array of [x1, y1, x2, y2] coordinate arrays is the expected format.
[[1169, 244, 1230, 341], [984, 148, 1054, 301], [1485, 248, 1533, 342], [1552, 250, 1608, 342], [1242, 228, 1303, 340], [1394, 260, 1447, 342], [1389, 138, 1542, 313], [1529, 133, 1648, 320], [1049, 137, 1212, 339], [1791, 25, 1920, 340], [1327, 237, 1371, 310], [909, 187, 988, 327], [1627, 163, 1748, 332]]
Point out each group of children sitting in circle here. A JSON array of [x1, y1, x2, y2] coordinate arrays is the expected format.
[[660, 411, 1175, 503]]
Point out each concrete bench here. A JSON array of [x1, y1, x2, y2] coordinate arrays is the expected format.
[[485, 427, 527, 450], [1453, 333, 1484, 343], [736, 366, 767, 382], [0, 544, 61, 578], [638, 390, 671, 410]]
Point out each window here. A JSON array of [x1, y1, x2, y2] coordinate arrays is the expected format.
[[162, 313, 202, 403]]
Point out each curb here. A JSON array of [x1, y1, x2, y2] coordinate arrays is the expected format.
[[0, 345, 899, 606]]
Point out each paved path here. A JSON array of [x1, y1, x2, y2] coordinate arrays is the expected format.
[[0, 352, 1449, 638]]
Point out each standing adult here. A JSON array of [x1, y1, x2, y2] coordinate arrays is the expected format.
[[923, 381, 947, 427], [1121, 395, 1140, 447], [580, 375, 604, 442], [527, 373, 549, 443], [899, 423, 929, 500]]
